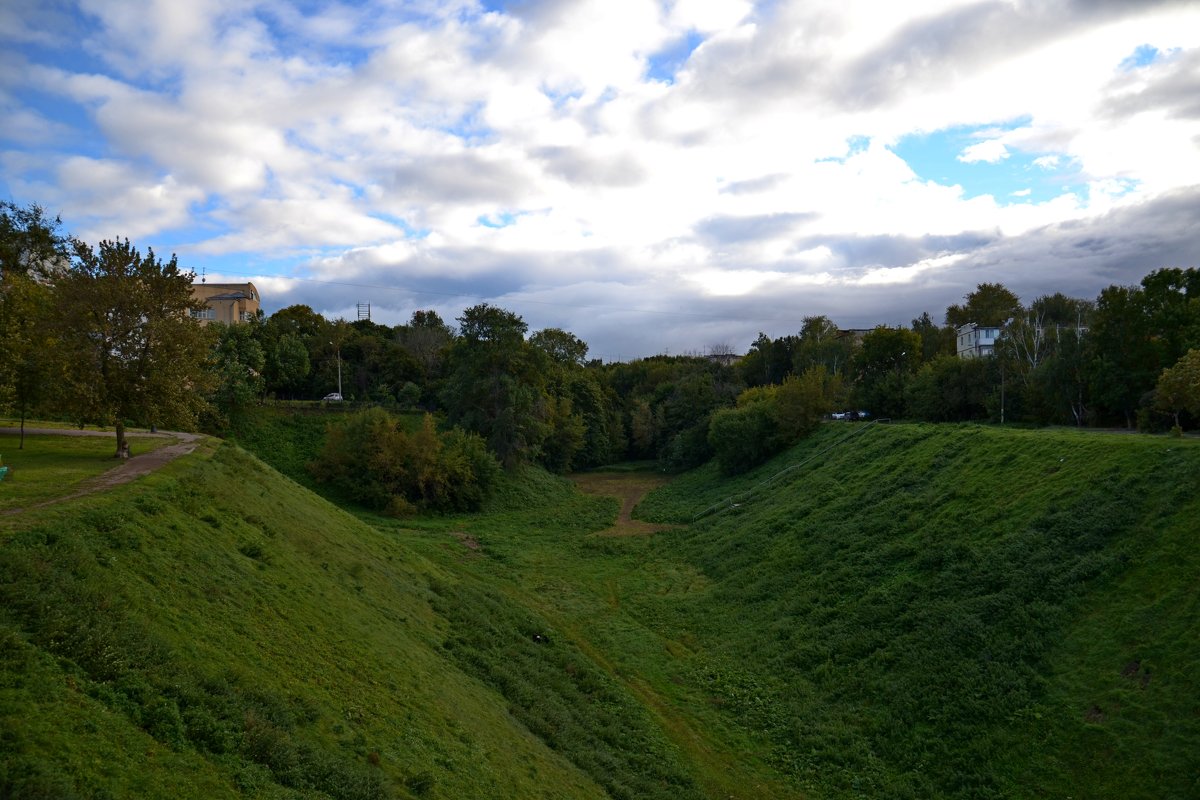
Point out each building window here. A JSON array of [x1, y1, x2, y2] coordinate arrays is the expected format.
[[190, 307, 216, 320], [240, 311, 253, 322]]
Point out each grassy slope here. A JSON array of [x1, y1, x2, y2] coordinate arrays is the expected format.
[[4, 418, 1197, 799], [634, 423, 1200, 798], [0, 440, 620, 799]]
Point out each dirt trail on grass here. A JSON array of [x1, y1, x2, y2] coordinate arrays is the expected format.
[[0, 428, 202, 516], [570, 471, 679, 536]]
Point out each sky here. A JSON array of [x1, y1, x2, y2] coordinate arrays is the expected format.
[[3, 0, 1199, 361]]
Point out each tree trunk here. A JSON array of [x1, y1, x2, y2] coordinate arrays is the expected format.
[[19, 409, 25, 450], [115, 420, 129, 460]]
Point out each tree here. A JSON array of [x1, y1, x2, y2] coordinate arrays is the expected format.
[[53, 238, 213, 458], [265, 333, 310, 399], [1088, 285, 1157, 428], [441, 304, 549, 467], [209, 322, 266, 425], [905, 355, 994, 422], [0, 201, 73, 281], [852, 326, 921, 418], [795, 316, 855, 376], [0, 273, 57, 447], [530, 327, 589, 368], [1154, 349, 1200, 431], [739, 332, 796, 387], [911, 311, 956, 362], [945, 283, 1022, 327], [0, 202, 76, 445], [396, 309, 454, 376]]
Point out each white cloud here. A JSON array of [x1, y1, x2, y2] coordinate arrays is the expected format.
[[3, 0, 1200, 356], [958, 140, 1009, 164]]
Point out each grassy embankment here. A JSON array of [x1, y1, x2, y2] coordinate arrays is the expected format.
[[3, 414, 1198, 799], [0, 428, 696, 799]]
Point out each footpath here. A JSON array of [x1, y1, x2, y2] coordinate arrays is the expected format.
[[0, 427, 202, 516]]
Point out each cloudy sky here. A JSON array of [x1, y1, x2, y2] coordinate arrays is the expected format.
[[3, 0, 1199, 360]]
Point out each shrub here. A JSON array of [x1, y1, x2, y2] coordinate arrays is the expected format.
[[312, 410, 500, 514]]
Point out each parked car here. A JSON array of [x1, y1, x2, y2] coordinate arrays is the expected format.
[[323, 392, 343, 401], [831, 411, 848, 420]]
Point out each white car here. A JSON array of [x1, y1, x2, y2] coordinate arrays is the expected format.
[[323, 392, 343, 401]]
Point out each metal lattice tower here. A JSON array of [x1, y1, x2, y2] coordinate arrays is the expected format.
[[356, 302, 371, 321]]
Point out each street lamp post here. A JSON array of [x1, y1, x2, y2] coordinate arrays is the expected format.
[[329, 341, 342, 398]]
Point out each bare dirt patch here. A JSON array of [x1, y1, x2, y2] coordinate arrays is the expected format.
[[571, 471, 680, 537]]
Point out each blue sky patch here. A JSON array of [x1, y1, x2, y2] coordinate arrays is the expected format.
[[477, 211, 518, 229], [646, 30, 705, 84], [817, 135, 871, 164], [371, 212, 430, 239], [1120, 44, 1160, 71], [890, 123, 1084, 205]]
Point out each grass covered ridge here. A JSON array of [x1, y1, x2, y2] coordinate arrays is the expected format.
[[2, 421, 1197, 799], [632, 423, 1200, 797], [0, 441, 653, 799]]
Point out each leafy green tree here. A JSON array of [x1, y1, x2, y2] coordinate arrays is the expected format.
[[1139, 268, 1200, 365], [795, 316, 855, 376], [530, 327, 589, 367], [442, 304, 549, 467], [209, 322, 266, 426], [265, 333, 310, 399], [314, 409, 499, 513], [0, 201, 72, 280], [0, 202, 75, 445], [776, 367, 835, 441], [395, 309, 454, 376], [739, 332, 796, 387], [911, 311, 956, 362], [53, 238, 213, 457], [1154, 349, 1200, 431], [1088, 285, 1157, 428], [945, 283, 1022, 327], [261, 304, 329, 398], [708, 398, 780, 475], [905, 355, 994, 422], [852, 326, 921, 418], [0, 274, 57, 447]]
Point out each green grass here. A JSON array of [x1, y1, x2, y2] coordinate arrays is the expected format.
[[630, 423, 1200, 797], [0, 433, 169, 511], [0, 438, 699, 799], [4, 419, 1197, 799]]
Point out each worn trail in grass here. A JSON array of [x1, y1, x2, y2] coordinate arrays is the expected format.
[[571, 472, 679, 537]]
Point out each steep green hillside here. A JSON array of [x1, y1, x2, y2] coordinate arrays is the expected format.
[[0, 440, 697, 799], [633, 423, 1200, 798], [4, 421, 1197, 799]]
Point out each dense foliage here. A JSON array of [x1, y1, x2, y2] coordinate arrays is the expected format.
[[2, 198, 1198, 477], [313, 409, 500, 514]]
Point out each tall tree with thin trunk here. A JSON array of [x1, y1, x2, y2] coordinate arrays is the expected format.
[[54, 238, 213, 458]]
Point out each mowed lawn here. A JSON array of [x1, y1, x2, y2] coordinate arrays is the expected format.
[[0, 433, 169, 511]]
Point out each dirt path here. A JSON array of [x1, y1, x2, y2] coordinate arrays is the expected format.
[[0, 427, 203, 516], [570, 471, 679, 536]]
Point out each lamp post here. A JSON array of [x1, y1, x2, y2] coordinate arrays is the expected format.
[[329, 341, 342, 398]]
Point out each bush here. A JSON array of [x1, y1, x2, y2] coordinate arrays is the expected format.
[[708, 401, 780, 475], [312, 409, 500, 514]]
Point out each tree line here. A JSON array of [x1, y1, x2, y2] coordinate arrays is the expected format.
[[2, 200, 1197, 494]]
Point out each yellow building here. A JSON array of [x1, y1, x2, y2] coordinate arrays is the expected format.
[[190, 282, 261, 325]]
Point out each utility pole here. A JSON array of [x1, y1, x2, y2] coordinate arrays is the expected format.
[[329, 341, 342, 397]]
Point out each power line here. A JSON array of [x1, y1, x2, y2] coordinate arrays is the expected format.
[[198, 265, 812, 325]]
